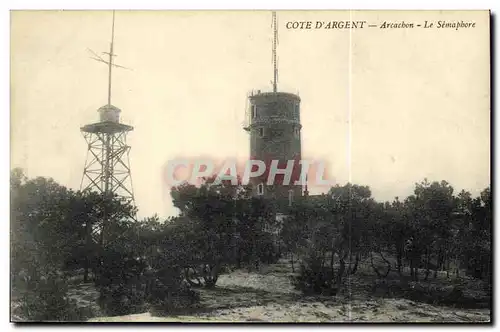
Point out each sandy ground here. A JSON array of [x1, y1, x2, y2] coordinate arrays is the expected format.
[[89, 300, 490, 323], [87, 261, 491, 323]]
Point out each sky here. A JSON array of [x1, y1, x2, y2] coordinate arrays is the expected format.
[[11, 10, 490, 219]]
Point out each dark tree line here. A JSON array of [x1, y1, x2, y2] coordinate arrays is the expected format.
[[282, 180, 491, 299], [10, 171, 280, 320], [10, 167, 491, 320]]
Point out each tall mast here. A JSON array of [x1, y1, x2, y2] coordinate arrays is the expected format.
[[107, 11, 115, 105], [272, 11, 278, 93], [88, 11, 131, 105]]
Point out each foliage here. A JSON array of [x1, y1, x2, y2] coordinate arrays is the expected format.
[[284, 180, 492, 296], [13, 272, 92, 322], [147, 263, 200, 314], [11, 166, 492, 318], [10, 168, 138, 320], [95, 249, 148, 316], [170, 176, 280, 286], [293, 257, 337, 295]]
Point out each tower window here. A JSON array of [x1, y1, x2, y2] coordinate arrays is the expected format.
[[258, 127, 265, 137], [257, 183, 264, 195], [288, 189, 294, 207], [272, 129, 284, 139], [251, 105, 257, 119], [294, 103, 300, 116], [294, 127, 300, 137]]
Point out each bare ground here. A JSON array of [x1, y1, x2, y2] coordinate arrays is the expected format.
[[86, 260, 491, 323]]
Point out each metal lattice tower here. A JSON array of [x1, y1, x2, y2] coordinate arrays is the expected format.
[[80, 11, 135, 244], [80, 118, 135, 202]]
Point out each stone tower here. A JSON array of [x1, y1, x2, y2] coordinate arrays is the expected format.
[[243, 12, 303, 207], [244, 90, 302, 205]]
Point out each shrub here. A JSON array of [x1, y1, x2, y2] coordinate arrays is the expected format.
[[148, 266, 200, 314], [258, 237, 281, 264], [95, 250, 148, 316], [97, 283, 147, 316], [13, 273, 91, 322], [293, 259, 338, 295]]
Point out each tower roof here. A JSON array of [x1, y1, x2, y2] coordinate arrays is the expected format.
[[98, 104, 121, 113], [249, 91, 301, 103]]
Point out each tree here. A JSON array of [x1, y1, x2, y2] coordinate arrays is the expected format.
[[234, 196, 277, 270], [10, 169, 103, 320], [459, 187, 491, 281], [170, 175, 280, 282], [11, 170, 77, 280], [403, 179, 456, 281], [289, 183, 376, 295], [169, 176, 243, 287]]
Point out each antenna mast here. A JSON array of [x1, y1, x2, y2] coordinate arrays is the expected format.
[[88, 11, 131, 106], [272, 11, 278, 93], [81, 10, 136, 249], [107, 11, 115, 105]]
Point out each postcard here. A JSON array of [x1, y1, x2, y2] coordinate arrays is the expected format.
[[10, 10, 491, 323]]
